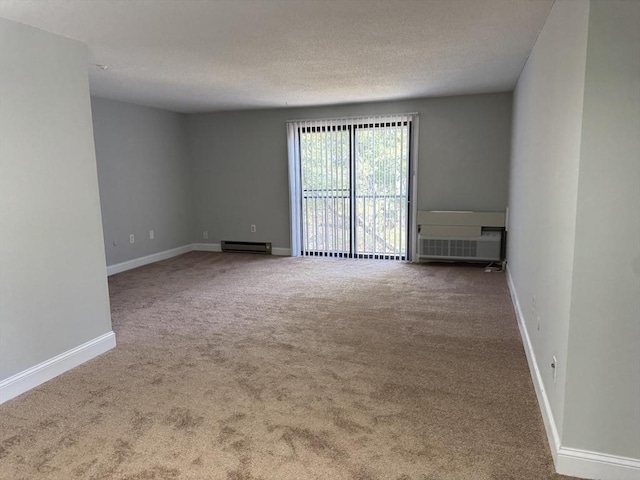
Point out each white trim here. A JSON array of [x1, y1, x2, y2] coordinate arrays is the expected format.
[[506, 266, 561, 459], [286, 121, 302, 257], [192, 243, 222, 252], [557, 448, 640, 480], [107, 243, 289, 273], [506, 266, 640, 480], [409, 115, 419, 262], [0, 331, 116, 404], [107, 244, 193, 276]]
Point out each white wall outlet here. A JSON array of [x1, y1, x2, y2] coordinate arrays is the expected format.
[[551, 355, 558, 383], [202, 231, 208, 239], [250, 224, 256, 233], [129, 234, 135, 244], [149, 229, 154, 240]]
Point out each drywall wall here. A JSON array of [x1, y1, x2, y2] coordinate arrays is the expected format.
[[91, 98, 193, 266], [187, 93, 512, 248], [563, 0, 640, 459], [0, 19, 112, 380], [507, 0, 590, 445]]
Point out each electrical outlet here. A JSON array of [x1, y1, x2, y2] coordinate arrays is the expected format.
[[129, 234, 135, 244], [551, 356, 558, 383], [202, 231, 208, 240], [149, 229, 154, 240], [250, 224, 256, 233]]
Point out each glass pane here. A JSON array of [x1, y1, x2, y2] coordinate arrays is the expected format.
[[300, 127, 350, 255], [354, 124, 409, 257]]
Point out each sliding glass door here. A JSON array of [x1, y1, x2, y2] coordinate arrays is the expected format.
[[295, 116, 412, 260]]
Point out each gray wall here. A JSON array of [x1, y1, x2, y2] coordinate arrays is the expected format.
[[0, 19, 112, 380], [508, 0, 640, 462], [507, 0, 590, 443], [187, 93, 512, 248], [91, 98, 193, 266], [563, 0, 640, 458]]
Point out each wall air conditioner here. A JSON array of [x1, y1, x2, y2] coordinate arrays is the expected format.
[[417, 210, 505, 262]]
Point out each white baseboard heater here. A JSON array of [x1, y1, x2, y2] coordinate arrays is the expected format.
[[221, 241, 272, 254], [417, 211, 505, 262]]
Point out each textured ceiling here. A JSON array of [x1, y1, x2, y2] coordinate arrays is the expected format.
[[0, 0, 553, 113]]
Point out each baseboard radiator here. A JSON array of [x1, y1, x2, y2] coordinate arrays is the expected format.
[[221, 241, 272, 255]]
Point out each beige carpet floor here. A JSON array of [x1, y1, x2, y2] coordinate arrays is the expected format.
[[0, 252, 577, 480]]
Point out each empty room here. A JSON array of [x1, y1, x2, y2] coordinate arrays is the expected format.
[[0, 1, 638, 479]]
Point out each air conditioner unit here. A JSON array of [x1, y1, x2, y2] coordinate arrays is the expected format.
[[416, 210, 505, 262], [418, 231, 502, 261]]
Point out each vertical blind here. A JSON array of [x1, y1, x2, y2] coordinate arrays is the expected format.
[[287, 114, 419, 260]]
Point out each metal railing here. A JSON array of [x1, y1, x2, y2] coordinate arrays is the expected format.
[[301, 191, 407, 259]]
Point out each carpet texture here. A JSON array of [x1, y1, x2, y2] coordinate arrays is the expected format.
[[0, 252, 577, 479]]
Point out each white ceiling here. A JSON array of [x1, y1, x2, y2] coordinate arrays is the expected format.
[[0, 0, 553, 113]]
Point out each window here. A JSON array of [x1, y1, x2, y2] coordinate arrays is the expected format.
[[287, 114, 419, 260]]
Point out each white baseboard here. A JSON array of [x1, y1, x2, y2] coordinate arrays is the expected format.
[[192, 243, 221, 252], [506, 266, 640, 480], [107, 244, 193, 276], [107, 243, 290, 276], [557, 447, 640, 480], [0, 331, 116, 404], [505, 266, 561, 458]]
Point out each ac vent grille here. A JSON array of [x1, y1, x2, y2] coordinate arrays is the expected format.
[[418, 232, 501, 262], [450, 239, 478, 258], [424, 239, 478, 258]]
